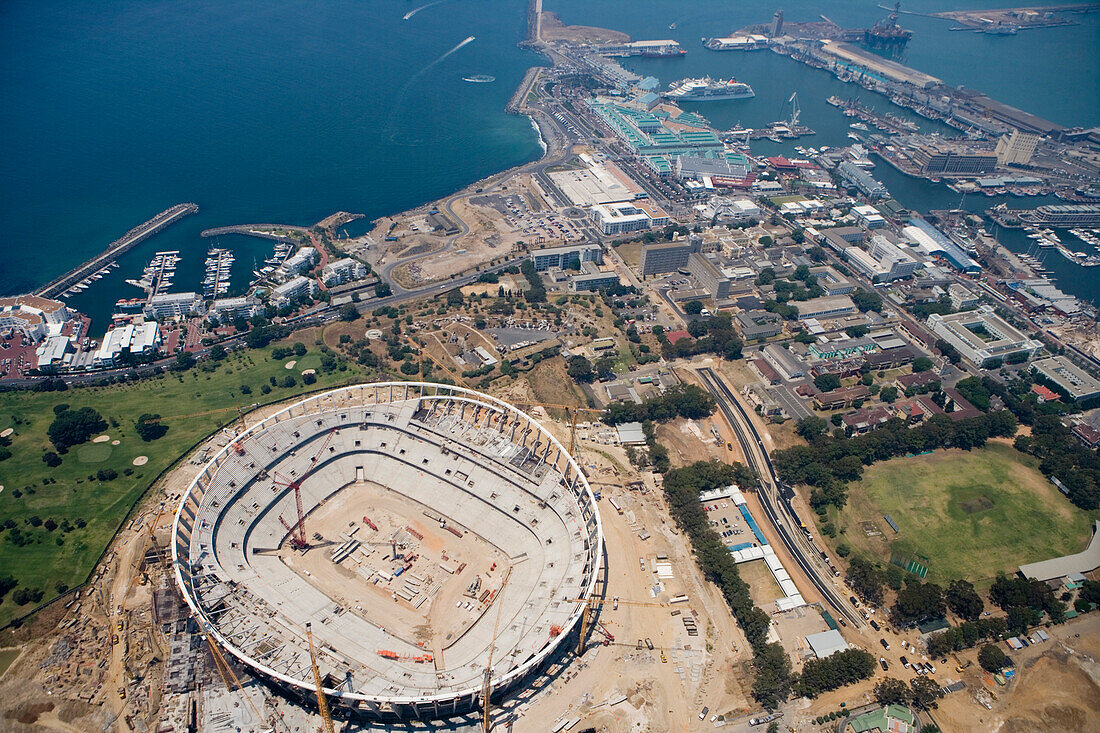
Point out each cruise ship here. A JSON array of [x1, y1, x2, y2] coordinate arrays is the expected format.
[[663, 77, 755, 101]]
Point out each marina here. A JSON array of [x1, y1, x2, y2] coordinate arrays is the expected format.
[[203, 247, 235, 298]]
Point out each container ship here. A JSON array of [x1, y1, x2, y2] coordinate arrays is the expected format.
[[663, 77, 755, 101]]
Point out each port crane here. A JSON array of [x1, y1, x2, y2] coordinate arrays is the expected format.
[[306, 622, 337, 733], [274, 428, 337, 550]]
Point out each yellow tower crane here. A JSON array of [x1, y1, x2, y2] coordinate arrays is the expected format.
[[306, 622, 336, 733], [199, 626, 267, 728], [566, 596, 668, 656], [481, 566, 512, 733]]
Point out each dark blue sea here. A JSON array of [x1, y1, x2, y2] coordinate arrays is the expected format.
[[1, 0, 1097, 328]]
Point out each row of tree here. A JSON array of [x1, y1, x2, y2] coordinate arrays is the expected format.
[[776, 410, 1018, 511], [602, 384, 716, 425], [1014, 414, 1100, 510], [658, 313, 744, 361], [658, 461, 793, 709], [791, 648, 875, 698]]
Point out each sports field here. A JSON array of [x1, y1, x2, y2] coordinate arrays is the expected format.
[[833, 442, 1096, 586], [0, 341, 369, 627]]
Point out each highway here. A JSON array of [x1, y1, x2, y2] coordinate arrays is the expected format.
[[696, 366, 864, 628]]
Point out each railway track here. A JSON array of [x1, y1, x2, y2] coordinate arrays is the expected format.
[[697, 367, 863, 628]]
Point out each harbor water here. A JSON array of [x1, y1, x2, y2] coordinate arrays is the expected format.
[[1, 0, 1098, 329]]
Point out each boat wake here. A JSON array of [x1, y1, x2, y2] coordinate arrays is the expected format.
[[403, 0, 451, 21], [386, 36, 477, 132]]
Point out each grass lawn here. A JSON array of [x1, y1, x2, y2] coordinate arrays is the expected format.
[[0, 337, 372, 626], [831, 442, 1096, 586]]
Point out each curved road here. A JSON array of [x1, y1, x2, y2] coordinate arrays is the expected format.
[[697, 367, 863, 628]]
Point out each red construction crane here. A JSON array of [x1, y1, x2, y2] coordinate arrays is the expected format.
[[274, 428, 337, 550]]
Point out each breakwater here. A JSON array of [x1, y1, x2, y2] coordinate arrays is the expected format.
[[34, 203, 198, 299]]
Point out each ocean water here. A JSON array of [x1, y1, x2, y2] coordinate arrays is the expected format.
[[0, 0, 543, 327], [1, 0, 1097, 326]]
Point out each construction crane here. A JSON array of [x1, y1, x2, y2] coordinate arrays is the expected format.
[[274, 429, 337, 550], [513, 402, 604, 473], [199, 625, 268, 728], [481, 567, 512, 733], [306, 622, 336, 733], [124, 502, 166, 598], [566, 596, 669, 656]]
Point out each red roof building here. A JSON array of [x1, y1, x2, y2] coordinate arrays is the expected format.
[[665, 330, 692, 345], [1030, 384, 1060, 403]]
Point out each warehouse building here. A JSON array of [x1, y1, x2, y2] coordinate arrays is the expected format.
[[927, 306, 1042, 367], [1030, 356, 1100, 402], [796, 295, 858, 320]]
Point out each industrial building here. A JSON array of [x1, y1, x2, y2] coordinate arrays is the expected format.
[[908, 139, 998, 176], [796, 295, 858, 320], [995, 129, 1040, 166], [837, 161, 889, 198], [817, 40, 941, 88], [171, 384, 601, 721], [687, 252, 731, 299], [902, 219, 981, 273], [590, 200, 669, 235], [639, 238, 701, 277], [570, 261, 622, 292], [927, 306, 1043, 367], [530, 243, 603, 271], [1030, 356, 1100, 402], [843, 235, 919, 282], [547, 155, 644, 207]]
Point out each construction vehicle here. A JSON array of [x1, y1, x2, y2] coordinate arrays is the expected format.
[[306, 622, 336, 733]]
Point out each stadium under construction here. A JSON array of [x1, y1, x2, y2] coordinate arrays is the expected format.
[[171, 383, 603, 722]]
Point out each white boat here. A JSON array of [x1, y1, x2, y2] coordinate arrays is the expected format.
[[663, 77, 755, 101]]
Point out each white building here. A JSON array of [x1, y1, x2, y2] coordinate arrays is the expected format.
[[843, 235, 919, 283], [209, 297, 262, 322], [995, 129, 1040, 166], [796, 295, 858, 320], [270, 275, 317, 306], [0, 296, 70, 341], [92, 322, 160, 367], [948, 283, 980, 311], [321, 258, 367, 287], [143, 292, 204, 321], [852, 204, 886, 229], [35, 334, 72, 369], [590, 200, 668, 235], [278, 247, 318, 279], [927, 306, 1043, 367], [695, 197, 760, 223]]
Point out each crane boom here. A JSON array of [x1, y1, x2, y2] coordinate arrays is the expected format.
[[306, 623, 336, 733], [199, 626, 267, 727], [482, 567, 512, 732]]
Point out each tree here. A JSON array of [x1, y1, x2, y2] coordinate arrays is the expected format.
[[814, 373, 841, 392], [48, 407, 107, 452], [339, 303, 360, 321], [978, 643, 1008, 673], [172, 352, 196, 371], [873, 677, 911, 705], [946, 579, 984, 621], [892, 582, 946, 626], [796, 416, 828, 441], [209, 344, 228, 361], [135, 413, 168, 442], [566, 355, 595, 383], [42, 451, 61, 467], [375, 282, 392, 298], [909, 676, 944, 710], [879, 386, 898, 402], [446, 288, 464, 307], [912, 356, 934, 373], [755, 267, 776, 286], [684, 300, 704, 315], [852, 289, 884, 313]]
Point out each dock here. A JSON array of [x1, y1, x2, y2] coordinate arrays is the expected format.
[[35, 203, 198, 299]]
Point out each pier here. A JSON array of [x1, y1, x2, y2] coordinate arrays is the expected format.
[[200, 224, 303, 242], [35, 203, 198, 299]]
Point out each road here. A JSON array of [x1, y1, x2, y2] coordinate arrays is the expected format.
[[696, 366, 864, 628]]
